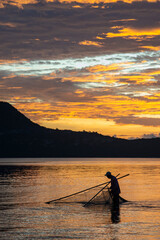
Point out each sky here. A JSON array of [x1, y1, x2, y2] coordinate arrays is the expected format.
[[0, 0, 160, 139]]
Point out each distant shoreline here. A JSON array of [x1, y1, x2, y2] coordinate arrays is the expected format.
[[1, 102, 160, 158], [0, 157, 160, 164]]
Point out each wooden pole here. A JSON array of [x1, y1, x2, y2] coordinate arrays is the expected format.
[[46, 180, 111, 204], [46, 173, 129, 204]]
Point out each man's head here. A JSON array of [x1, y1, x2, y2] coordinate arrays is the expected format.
[[105, 171, 112, 179]]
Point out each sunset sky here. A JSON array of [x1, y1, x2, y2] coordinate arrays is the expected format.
[[0, 0, 160, 139]]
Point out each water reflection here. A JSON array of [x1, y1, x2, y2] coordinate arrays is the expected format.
[[110, 204, 120, 224], [85, 202, 121, 225], [0, 159, 160, 240]]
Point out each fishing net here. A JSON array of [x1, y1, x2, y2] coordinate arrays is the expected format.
[[47, 185, 112, 205], [46, 174, 129, 205]]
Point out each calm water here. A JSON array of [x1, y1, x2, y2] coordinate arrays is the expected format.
[[0, 158, 160, 240]]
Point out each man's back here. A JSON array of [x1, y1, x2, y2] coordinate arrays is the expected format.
[[111, 175, 121, 195]]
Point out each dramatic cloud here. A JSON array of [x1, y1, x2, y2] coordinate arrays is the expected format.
[[0, 1, 160, 60], [0, 0, 160, 138]]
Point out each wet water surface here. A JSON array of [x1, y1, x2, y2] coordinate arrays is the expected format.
[[0, 158, 160, 239]]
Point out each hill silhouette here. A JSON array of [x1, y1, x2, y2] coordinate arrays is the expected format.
[[0, 102, 40, 132], [0, 101, 160, 158]]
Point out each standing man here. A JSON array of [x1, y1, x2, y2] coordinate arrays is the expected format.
[[105, 171, 121, 207]]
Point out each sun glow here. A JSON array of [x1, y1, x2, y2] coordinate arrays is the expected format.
[[1, 0, 160, 139]]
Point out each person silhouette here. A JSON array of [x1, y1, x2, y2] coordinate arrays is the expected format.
[[105, 171, 121, 223], [105, 171, 121, 208]]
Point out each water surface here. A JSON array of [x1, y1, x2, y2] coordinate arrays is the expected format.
[[0, 158, 160, 239]]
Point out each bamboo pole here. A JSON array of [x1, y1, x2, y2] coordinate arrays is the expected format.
[[46, 180, 111, 204]]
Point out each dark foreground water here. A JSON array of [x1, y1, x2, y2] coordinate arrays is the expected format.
[[0, 158, 160, 240]]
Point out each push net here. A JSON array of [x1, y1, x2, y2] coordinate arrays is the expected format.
[[47, 186, 127, 205], [48, 185, 112, 204], [46, 174, 129, 205]]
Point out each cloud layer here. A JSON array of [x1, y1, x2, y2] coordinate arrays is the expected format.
[[0, 0, 160, 138]]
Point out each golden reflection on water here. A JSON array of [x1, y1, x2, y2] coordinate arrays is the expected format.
[[1, 159, 160, 203], [0, 159, 160, 240]]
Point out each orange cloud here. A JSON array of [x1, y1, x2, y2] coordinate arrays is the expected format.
[[106, 27, 160, 40], [13, 101, 59, 121], [2, 0, 159, 8], [2, 74, 16, 79], [16, 0, 37, 7], [7, 87, 22, 89], [79, 40, 103, 47], [96, 36, 106, 40], [149, 70, 160, 76], [87, 64, 123, 73], [140, 46, 160, 51], [96, 95, 160, 119], [52, 0, 158, 3], [7, 87, 160, 139], [41, 117, 160, 139], [110, 19, 136, 23], [0, 22, 16, 27], [120, 75, 155, 84], [0, 59, 27, 65]]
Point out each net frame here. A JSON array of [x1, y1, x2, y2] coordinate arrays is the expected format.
[[46, 174, 129, 205]]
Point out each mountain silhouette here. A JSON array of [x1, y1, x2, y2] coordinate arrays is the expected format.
[[0, 102, 40, 132], [0, 101, 160, 158]]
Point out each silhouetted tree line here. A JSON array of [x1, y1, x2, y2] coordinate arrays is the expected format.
[[0, 102, 160, 158]]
